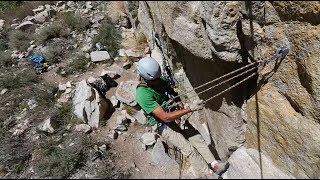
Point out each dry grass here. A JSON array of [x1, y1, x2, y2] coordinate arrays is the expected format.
[[133, 31, 148, 52], [105, 1, 127, 24]]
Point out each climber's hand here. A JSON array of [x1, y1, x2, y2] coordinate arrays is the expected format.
[[185, 99, 205, 111]]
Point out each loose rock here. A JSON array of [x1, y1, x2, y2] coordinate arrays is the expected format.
[[87, 75, 117, 96], [125, 49, 142, 58], [110, 95, 119, 108], [100, 70, 119, 79], [116, 115, 127, 125], [132, 109, 147, 125], [118, 49, 126, 56], [90, 51, 111, 62], [115, 81, 139, 106], [115, 124, 128, 132], [0, 19, 4, 30], [15, 21, 34, 30], [37, 118, 55, 134], [75, 124, 92, 133], [58, 83, 67, 91], [32, 5, 44, 14], [66, 81, 72, 88], [27, 99, 38, 110], [141, 132, 156, 146], [73, 80, 110, 128], [0, 89, 8, 95], [34, 10, 49, 23]]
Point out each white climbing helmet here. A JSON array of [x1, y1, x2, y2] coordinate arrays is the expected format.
[[137, 57, 161, 81]]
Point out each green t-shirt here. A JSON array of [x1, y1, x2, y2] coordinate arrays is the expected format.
[[136, 77, 171, 126]]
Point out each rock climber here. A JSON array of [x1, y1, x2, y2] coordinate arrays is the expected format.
[[135, 57, 229, 177]]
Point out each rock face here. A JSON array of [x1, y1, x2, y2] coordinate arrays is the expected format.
[[138, 1, 320, 178], [224, 146, 293, 179], [152, 139, 179, 170], [73, 80, 109, 128]]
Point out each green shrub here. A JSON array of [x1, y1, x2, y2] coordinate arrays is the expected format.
[[0, 51, 15, 68], [8, 30, 31, 51], [45, 42, 67, 64], [37, 22, 69, 45], [0, 1, 22, 12], [37, 146, 85, 178], [35, 133, 90, 178], [0, 69, 39, 90], [0, 134, 32, 176], [50, 102, 77, 130], [32, 83, 57, 108], [0, 26, 10, 51], [0, 38, 8, 51], [64, 53, 91, 75], [60, 11, 90, 32], [92, 19, 122, 57]]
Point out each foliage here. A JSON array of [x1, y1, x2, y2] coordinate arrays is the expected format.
[[92, 19, 122, 57], [37, 22, 69, 45], [0, 1, 22, 12], [60, 11, 90, 32], [8, 30, 31, 51], [0, 51, 15, 68], [63, 53, 91, 76], [0, 68, 40, 90], [34, 133, 91, 178], [45, 41, 67, 64]]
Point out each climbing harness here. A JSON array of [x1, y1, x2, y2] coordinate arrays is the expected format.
[[162, 46, 289, 109]]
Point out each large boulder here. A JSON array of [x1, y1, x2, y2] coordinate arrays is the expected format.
[[73, 80, 110, 129], [87, 75, 118, 96]]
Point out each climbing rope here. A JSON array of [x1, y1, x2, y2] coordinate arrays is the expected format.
[[163, 46, 289, 109]]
